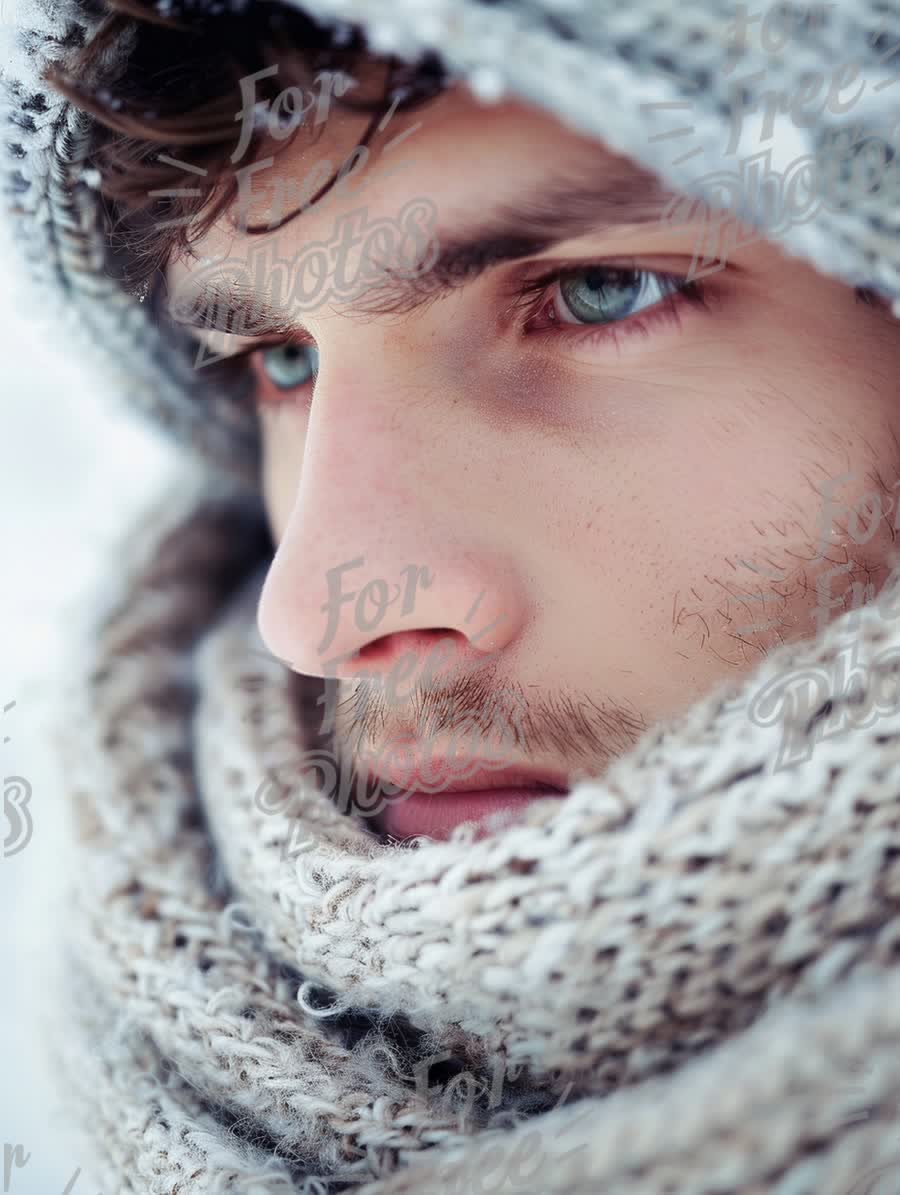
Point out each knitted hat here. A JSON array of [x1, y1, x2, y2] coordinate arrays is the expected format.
[[1, 0, 898, 488]]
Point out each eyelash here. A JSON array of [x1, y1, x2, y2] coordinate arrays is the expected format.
[[246, 261, 712, 401]]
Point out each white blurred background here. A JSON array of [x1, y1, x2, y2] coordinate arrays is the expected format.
[[0, 223, 178, 1190]]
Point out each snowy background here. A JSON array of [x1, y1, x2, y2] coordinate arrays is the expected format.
[[0, 221, 178, 1191]]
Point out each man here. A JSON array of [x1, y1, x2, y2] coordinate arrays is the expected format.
[[3, 0, 900, 1191]]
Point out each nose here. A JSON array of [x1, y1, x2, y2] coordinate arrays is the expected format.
[[256, 352, 528, 684], [260, 543, 519, 676]]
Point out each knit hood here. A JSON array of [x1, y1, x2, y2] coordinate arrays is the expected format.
[[5, 2, 900, 1194], [1, 0, 898, 484]]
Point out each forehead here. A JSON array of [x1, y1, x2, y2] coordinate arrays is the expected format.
[[167, 82, 634, 275]]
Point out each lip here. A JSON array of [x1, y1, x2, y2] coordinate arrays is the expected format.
[[374, 787, 568, 843], [359, 756, 570, 843], [362, 757, 571, 795]]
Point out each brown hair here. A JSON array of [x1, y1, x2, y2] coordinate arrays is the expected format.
[[42, 0, 450, 294]]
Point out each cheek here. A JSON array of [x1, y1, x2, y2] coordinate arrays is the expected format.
[[560, 373, 900, 707], [650, 431, 899, 668]]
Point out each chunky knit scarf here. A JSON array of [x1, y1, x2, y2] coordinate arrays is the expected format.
[[45, 467, 900, 1194]]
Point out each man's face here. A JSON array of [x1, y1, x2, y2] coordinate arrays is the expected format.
[[168, 72, 900, 842]]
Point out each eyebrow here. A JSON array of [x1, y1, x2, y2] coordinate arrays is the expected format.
[[165, 157, 685, 340]]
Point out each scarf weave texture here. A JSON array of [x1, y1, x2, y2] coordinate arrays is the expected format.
[[46, 473, 900, 1194]]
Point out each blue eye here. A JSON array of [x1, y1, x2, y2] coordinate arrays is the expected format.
[[556, 267, 682, 324], [259, 342, 319, 390]]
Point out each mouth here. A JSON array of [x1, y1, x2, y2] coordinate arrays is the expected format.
[[361, 759, 571, 843]]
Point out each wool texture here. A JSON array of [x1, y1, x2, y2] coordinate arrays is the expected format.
[[2, 0, 900, 1191]]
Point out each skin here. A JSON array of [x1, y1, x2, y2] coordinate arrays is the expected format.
[[167, 70, 900, 833]]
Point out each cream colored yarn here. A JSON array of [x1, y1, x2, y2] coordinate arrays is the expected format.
[[41, 469, 900, 1193]]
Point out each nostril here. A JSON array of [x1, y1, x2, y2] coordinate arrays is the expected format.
[[353, 628, 465, 675]]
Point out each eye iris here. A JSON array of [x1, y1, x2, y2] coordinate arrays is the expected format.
[[559, 268, 645, 323], [260, 343, 319, 390]]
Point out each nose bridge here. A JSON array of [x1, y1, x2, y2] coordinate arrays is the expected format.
[[298, 334, 436, 536], [255, 344, 528, 676]]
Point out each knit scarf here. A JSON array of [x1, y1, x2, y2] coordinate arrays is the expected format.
[[43, 467, 900, 1194]]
